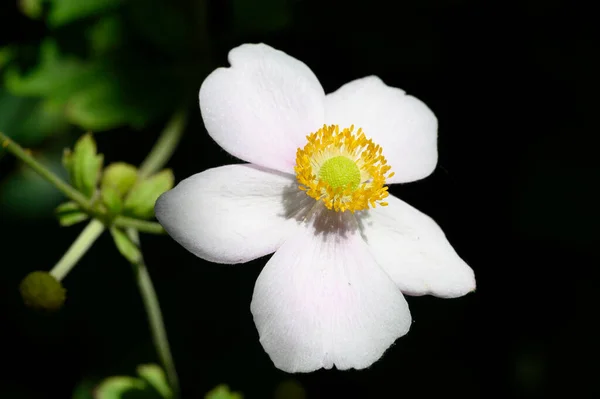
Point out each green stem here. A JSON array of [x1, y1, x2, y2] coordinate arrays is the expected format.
[[0, 131, 91, 209], [114, 216, 165, 235], [50, 219, 105, 281], [138, 109, 188, 179], [127, 228, 180, 398]]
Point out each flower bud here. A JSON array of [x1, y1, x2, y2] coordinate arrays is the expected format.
[[19, 271, 66, 311], [101, 162, 138, 198], [63, 133, 103, 198], [123, 169, 174, 219]]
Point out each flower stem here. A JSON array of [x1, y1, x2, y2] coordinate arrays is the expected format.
[[114, 216, 165, 235], [138, 108, 188, 179], [127, 228, 180, 398], [0, 131, 91, 209], [50, 219, 105, 281]]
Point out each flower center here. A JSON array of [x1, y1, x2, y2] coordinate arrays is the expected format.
[[295, 124, 394, 213], [318, 156, 361, 191]]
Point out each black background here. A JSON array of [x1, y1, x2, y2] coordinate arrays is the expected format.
[[1, 0, 598, 398]]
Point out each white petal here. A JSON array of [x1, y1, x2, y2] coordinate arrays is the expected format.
[[358, 194, 475, 298], [199, 43, 325, 173], [155, 164, 312, 264], [251, 206, 411, 372], [325, 76, 438, 184]]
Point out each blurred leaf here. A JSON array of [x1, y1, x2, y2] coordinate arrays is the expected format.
[[205, 385, 243, 399], [5, 39, 184, 131], [4, 40, 94, 102], [19, 0, 43, 19], [55, 201, 89, 226], [0, 47, 15, 71], [274, 380, 306, 399], [232, 0, 291, 34], [87, 15, 124, 55], [136, 364, 173, 399], [110, 227, 141, 264], [0, 89, 69, 146], [123, 169, 173, 219], [95, 377, 146, 399], [0, 152, 67, 219], [48, 0, 122, 28], [72, 379, 97, 399], [65, 77, 143, 130]]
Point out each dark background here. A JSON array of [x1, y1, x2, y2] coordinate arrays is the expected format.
[[1, 0, 598, 398]]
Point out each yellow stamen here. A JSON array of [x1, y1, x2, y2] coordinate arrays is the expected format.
[[294, 124, 392, 213]]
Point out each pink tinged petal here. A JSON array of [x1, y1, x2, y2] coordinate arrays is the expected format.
[[199, 43, 326, 174], [324, 76, 438, 184], [251, 206, 411, 373], [155, 164, 312, 264], [358, 194, 476, 298]]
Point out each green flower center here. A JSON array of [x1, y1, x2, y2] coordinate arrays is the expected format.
[[318, 156, 361, 191]]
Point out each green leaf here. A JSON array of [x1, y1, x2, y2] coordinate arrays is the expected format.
[[87, 15, 124, 55], [4, 38, 184, 131], [63, 60, 181, 131], [205, 385, 243, 399], [48, 0, 122, 28], [136, 364, 173, 399], [123, 170, 174, 219], [95, 377, 146, 399], [68, 133, 103, 198], [55, 201, 89, 226], [71, 379, 97, 399], [0, 89, 70, 146], [0, 46, 14, 71], [18, 0, 43, 19], [101, 186, 122, 215], [101, 162, 138, 197], [4, 40, 93, 101], [110, 227, 141, 264], [65, 79, 142, 131]]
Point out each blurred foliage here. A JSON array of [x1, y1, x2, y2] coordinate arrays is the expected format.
[[71, 365, 246, 399], [204, 385, 243, 399], [0, 0, 210, 219], [0, 149, 66, 218], [73, 364, 173, 399]]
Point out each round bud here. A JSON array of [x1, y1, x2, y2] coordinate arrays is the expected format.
[[19, 271, 66, 311]]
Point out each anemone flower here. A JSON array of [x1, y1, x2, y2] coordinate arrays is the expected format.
[[155, 43, 475, 373]]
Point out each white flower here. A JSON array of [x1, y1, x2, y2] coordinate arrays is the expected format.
[[155, 43, 475, 373]]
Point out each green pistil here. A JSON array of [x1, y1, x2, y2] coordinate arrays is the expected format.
[[318, 156, 361, 191]]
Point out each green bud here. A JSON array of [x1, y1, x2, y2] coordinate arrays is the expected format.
[[123, 169, 174, 219], [63, 133, 103, 198], [101, 186, 123, 215], [205, 385, 243, 399], [101, 162, 138, 198], [19, 271, 66, 311]]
